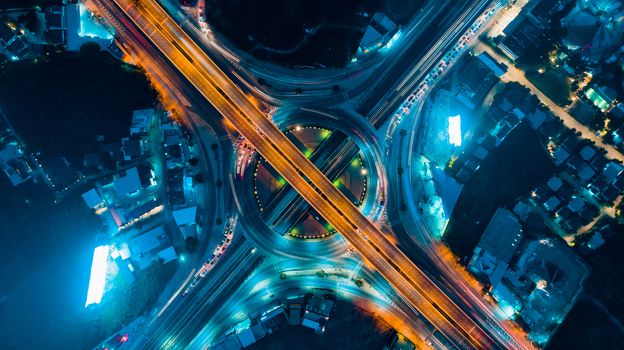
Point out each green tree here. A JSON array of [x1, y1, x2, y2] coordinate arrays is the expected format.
[[316, 270, 328, 278]]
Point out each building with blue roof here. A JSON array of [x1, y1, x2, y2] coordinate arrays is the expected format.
[[477, 52, 507, 77], [130, 109, 155, 135], [469, 208, 523, 286], [82, 188, 104, 209], [66, 3, 114, 51], [172, 206, 197, 226], [113, 167, 142, 198], [127, 226, 176, 269], [359, 12, 398, 53]]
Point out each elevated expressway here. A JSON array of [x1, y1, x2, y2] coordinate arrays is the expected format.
[[92, 0, 513, 348]]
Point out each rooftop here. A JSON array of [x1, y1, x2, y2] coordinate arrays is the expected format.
[[130, 109, 155, 135], [82, 188, 103, 209], [475, 208, 523, 263], [172, 206, 197, 226], [113, 167, 142, 198], [515, 239, 590, 342], [67, 4, 114, 51]]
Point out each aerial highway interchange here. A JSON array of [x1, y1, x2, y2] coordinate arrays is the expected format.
[[86, 0, 536, 348]]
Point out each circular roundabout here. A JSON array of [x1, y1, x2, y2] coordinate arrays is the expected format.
[[233, 108, 386, 260]]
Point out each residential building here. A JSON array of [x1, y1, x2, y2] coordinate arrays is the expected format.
[[469, 208, 523, 286], [45, 5, 66, 45], [512, 239, 590, 344], [113, 167, 142, 198], [0, 22, 29, 61], [172, 206, 197, 239], [130, 109, 155, 135], [66, 3, 114, 51], [562, 0, 624, 61], [125, 226, 176, 269], [82, 188, 104, 209], [359, 12, 398, 53], [302, 295, 335, 333], [0, 140, 33, 186]]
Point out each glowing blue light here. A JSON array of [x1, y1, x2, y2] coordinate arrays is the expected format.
[[85, 245, 109, 307], [448, 115, 462, 147], [382, 30, 401, 50], [78, 4, 113, 40]]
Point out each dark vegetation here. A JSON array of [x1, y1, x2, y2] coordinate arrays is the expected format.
[[81, 261, 179, 348], [444, 124, 556, 258], [204, 0, 380, 67], [0, 47, 157, 166], [0, 0, 61, 10]]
